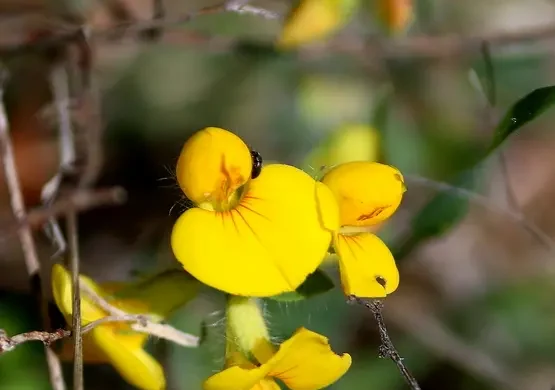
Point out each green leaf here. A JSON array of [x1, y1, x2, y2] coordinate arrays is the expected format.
[[114, 269, 200, 319], [269, 269, 334, 302], [489, 85, 555, 151]]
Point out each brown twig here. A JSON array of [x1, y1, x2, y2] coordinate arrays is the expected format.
[[0, 68, 66, 390], [0, 329, 70, 353], [348, 296, 421, 390], [1, 4, 555, 62]]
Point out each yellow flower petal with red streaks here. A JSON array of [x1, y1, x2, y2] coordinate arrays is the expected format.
[[321, 161, 405, 227], [171, 164, 337, 297], [92, 326, 165, 390], [176, 127, 252, 209], [204, 328, 351, 390], [333, 233, 399, 297]]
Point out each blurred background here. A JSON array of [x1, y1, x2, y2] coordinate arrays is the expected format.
[[2, 0, 555, 389]]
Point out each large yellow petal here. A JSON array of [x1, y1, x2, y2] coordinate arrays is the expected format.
[[176, 127, 252, 209], [51, 264, 107, 324], [266, 327, 351, 390], [333, 233, 399, 297], [171, 164, 335, 297], [321, 161, 405, 227], [92, 326, 165, 390]]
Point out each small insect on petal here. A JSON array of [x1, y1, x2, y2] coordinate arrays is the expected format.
[[250, 149, 263, 179]]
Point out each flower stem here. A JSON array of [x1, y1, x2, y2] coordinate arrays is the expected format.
[[348, 296, 421, 390], [225, 296, 274, 363]]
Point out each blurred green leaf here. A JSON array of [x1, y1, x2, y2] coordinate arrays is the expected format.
[[396, 83, 555, 261], [114, 269, 200, 318], [269, 269, 334, 302], [489, 85, 555, 151]]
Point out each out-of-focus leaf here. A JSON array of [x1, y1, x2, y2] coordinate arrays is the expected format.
[[269, 268, 334, 302], [396, 84, 555, 261], [113, 269, 200, 318], [489, 86, 555, 151], [394, 169, 475, 260]]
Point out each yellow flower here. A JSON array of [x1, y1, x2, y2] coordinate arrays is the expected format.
[[204, 327, 352, 390], [171, 127, 338, 297], [52, 264, 167, 390], [376, 0, 414, 35], [277, 0, 359, 49], [321, 161, 406, 298]]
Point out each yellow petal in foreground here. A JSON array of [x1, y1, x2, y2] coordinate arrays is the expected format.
[[92, 327, 166, 390], [333, 233, 399, 297], [51, 263, 108, 324], [204, 328, 351, 390], [321, 161, 405, 227], [176, 127, 252, 210], [51, 264, 166, 390], [172, 164, 337, 297]]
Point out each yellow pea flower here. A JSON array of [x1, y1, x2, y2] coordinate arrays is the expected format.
[[204, 327, 351, 390], [171, 127, 338, 297], [52, 264, 197, 390], [321, 161, 406, 298], [277, 0, 359, 49]]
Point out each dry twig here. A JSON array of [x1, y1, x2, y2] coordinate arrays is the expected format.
[[348, 296, 421, 390], [0, 329, 70, 353], [0, 67, 66, 390], [79, 281, 199, 348]]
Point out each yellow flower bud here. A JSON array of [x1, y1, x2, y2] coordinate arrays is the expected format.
[[321, 161, 405, 227], [176, 127, 253, 211]]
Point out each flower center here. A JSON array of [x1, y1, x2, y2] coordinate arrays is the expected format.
[[197, 179, 249, 212]]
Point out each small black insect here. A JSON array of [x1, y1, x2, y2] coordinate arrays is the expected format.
[[250, 149, 263, 179]]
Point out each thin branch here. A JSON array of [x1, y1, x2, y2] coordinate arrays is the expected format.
[[0, 329, 70, 353], [67, 213, 83, 390], [348, 296, 421, 390], [47, 60, 84, 390], [2, 4, 555, 62], [79, 282, 199, 348], [0, 68, 66, 390], [404, 174, 555, 252]]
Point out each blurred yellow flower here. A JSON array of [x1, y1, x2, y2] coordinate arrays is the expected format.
[[171, 127, 338, 297], [52, 264, 165, 390], [204, 327, 351, 390], [376, 0, 414, 35], [321, 161, 406, 297], [277, 0, 359, 49], [303, 124, 381, 173]]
